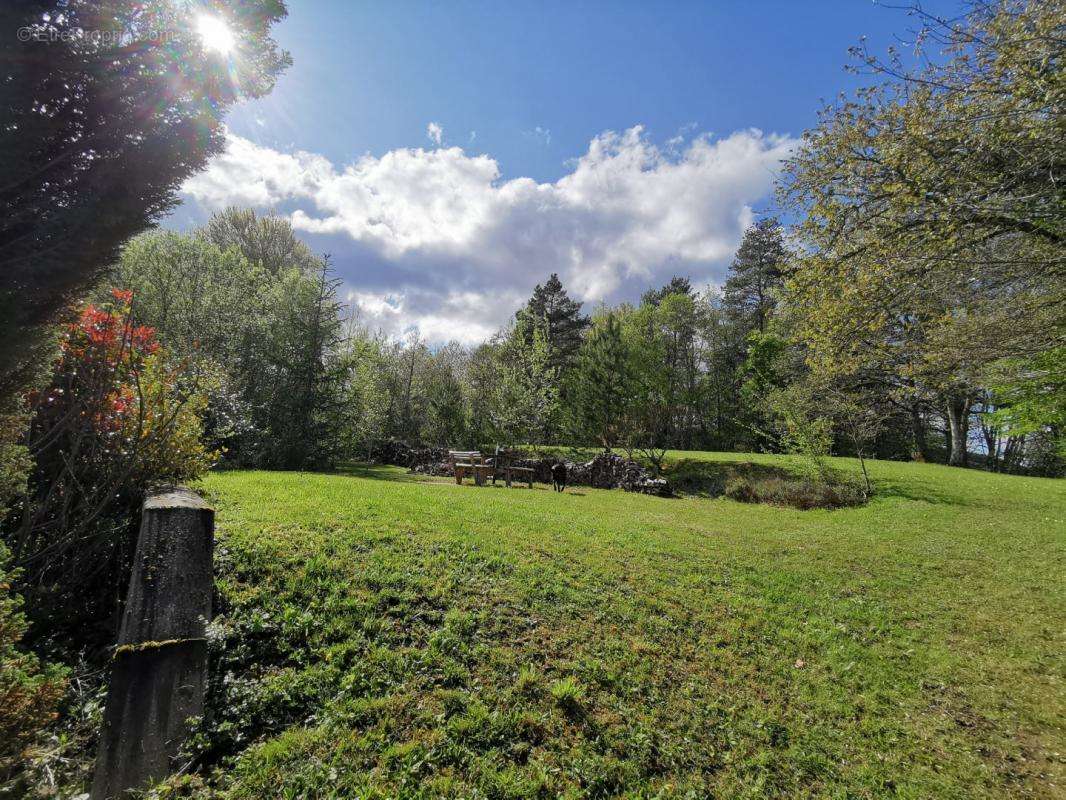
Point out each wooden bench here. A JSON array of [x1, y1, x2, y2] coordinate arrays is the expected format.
[[492, 447, 534, 489], [448, 450, 494, 486]]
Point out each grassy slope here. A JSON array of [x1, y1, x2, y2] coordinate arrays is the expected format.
[[189, 454, 1065, 799]]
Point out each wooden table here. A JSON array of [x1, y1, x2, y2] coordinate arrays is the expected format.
[[448, 450, 494, 486]]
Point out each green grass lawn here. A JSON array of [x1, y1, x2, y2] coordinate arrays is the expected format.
[[183, 453, 1066, 799]]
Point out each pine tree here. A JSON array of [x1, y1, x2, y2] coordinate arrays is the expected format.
[[724, 218, 789, 333], [571, 313, 632, 449], [515, 274, 591, 372], [263, 258, 347, 470], [641, 275, 693, 306]]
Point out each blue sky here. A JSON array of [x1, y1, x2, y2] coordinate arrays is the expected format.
[[179, 0, 963, 342]]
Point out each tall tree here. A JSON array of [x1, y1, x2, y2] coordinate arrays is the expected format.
[[489, 326, 560, 447], [337, 325, 393, 458], [262, 259, 347, 470], [780, 0, 1064, 467], [423, 344, 470, 448], [571, 313, 632, 450], [641, 275, 693, 307], [515, 274, 591, 372], [114, 223, 352, 469], [0, 1, 290, 407], [202, 207, 318, 275], [618, 306, 672, 471], [724, 218, 788, 333]]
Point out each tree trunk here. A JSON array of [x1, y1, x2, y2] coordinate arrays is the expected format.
[[946, 396, 970, 467], [910, 404, 931, 462], [981, 421, 999, 472], [857, 448, 872, 496]]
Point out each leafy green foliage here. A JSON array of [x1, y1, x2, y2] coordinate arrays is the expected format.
[[202, 208, 319, 277], [570, 313, 632, 449], [115, 224, 348, 470], [487, 325, 560, 448], [0, 545, 66, 793], [641, 275, 693, 307], [257, 262, 348, 470], [0, 0, 289, 421], [987, 347, 1066, 460], [8, 291, 214, 637], [780, 0, 1064, 468], [765, 383, 834, 483], [548, 677, 585, 715], [0, 405, 31, 524]]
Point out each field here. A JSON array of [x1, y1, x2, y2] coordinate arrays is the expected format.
[[187, 452, 1066, 799]]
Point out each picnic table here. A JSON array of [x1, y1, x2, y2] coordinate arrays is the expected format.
[[447, 447, 534, 488], [491, 446, 534, 488], [448, 450, 494, 486]]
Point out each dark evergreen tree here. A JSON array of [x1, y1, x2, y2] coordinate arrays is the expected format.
[[515, 274, 590, 372], [724, 218, 789, 332], [641, 275, 693, 306], [571, 313, 632, 449], [261, 258, 347, 470]]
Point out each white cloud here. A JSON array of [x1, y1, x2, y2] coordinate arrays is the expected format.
[[182, 125, 796, 343], [426, 121, 443, 147], [343, 286, 510, 345]]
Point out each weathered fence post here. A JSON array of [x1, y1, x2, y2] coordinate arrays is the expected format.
[[90, 488, 214, 800]]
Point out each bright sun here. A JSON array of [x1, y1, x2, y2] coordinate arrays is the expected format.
[[196, 15, 235, 55]]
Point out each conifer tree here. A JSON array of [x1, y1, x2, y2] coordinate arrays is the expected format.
[[0, 1, 290, 407], [641, 275, 693, 306], [571, 313, 632, 449], [724, 218, 789, 333], [515, 274, 591, 373]]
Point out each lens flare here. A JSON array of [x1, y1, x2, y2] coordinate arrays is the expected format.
[[196, 15, 235, 55]]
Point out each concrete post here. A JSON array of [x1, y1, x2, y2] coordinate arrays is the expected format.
[[90, 488, 214, 800]]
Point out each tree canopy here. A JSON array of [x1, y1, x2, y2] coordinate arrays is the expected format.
[[780, 0, 1065, 466], [0, 1, 290, 405], [515, 273, 591, 373]]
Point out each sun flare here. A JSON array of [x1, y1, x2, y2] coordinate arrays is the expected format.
[[196, 14, 235, 55]]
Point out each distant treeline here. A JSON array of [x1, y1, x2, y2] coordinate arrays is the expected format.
[[111, 205, 1062, 478]]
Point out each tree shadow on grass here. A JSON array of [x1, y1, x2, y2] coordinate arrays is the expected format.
[[868, 476, 967, 506], [334, 462, 447, 484]]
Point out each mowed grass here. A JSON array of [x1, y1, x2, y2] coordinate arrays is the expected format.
[[186, 453, 1066, 799]]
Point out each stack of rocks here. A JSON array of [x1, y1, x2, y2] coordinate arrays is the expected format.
[[408, 447, 451, 475], [516, 452, 672, 496], [371, 439, 448, 473]]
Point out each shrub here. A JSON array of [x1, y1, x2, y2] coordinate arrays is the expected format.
[[0, 546, 66, 792], [724, 474, 867, 510], [6, 291, 216, 640]]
